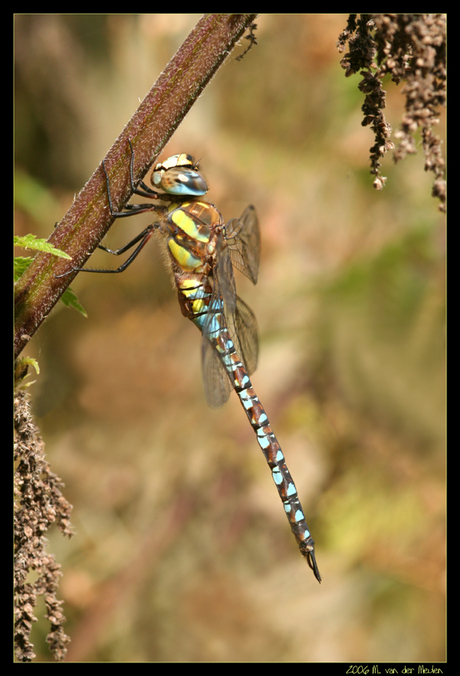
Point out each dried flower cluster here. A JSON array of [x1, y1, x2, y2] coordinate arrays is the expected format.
[[338, 14, 446, 210], [14, 390, 74, 662]]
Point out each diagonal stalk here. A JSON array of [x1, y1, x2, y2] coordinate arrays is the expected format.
[[14, 13, 257, 359]]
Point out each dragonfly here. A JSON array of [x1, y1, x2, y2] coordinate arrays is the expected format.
[[64, 141, 321, 582]]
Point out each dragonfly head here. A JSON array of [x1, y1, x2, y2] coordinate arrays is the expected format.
[[152, 154, 208, 197]]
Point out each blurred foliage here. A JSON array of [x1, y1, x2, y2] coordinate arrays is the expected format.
[[310, 224, 445, 446], [14, 14, 445, 662]]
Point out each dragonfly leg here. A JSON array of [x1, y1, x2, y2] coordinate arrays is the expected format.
[[96, 224, 158, 256], [56, 224, 158, 277], [127, 138, 166, 200], [102, 139, 165, 219]]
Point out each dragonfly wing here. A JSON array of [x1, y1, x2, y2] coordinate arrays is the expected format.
[[226, 205, 260, 284], [201, 262, 235, 408], [215, 235, 237, 315], [228, 296, 259, 376], [200, 230, 259, 408], [201, 241, 235, 408], [202, 293, 258, 408], [202, 333, 233, 408], [215, 237, 258, 376]]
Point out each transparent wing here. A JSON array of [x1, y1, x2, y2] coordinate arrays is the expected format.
[[229, 295, 258, 377], [201, 236, 259, 408], [202, 333, 233, 408], [215, 234, 237, 315], [226, 205, 260, 284], [201, 293, 259, 409]]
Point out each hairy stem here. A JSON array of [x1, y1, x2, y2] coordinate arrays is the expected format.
[[14, 13, 257, 359]]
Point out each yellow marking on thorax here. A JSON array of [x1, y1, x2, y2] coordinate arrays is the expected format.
[[168, 239, 202, 271], [170, 207, 210, 243]]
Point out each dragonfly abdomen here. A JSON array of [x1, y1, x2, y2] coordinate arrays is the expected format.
[[205, 318, 321, 580], [176, 274, 212, 325]]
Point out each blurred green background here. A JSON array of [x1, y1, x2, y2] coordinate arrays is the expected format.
[[15, 14, 445, 662]]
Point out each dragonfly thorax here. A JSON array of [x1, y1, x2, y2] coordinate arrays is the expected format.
[[165, 201, 223, 273], [152, 154, 208, 197]]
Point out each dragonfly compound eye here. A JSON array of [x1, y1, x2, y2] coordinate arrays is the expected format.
[[152, 154, 208, 197]]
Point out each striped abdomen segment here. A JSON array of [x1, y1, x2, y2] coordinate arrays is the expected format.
[[205, 306, 321, 581]]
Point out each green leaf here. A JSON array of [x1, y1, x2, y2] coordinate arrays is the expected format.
[[14, 256, 33, 282], [60, 287, 88, 318], [15, 356, 40, 387], [14, 234, 72, 259], [14, 254, 87, 317]]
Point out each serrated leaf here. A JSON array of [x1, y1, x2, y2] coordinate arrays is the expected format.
[[14, 234, 72, 259], [14, 255, 87, 317], [14, 256, 33, 281], [60, 287, 88, 318]]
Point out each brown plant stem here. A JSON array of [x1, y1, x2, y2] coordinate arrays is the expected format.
[[14, 13, 257, 359]]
